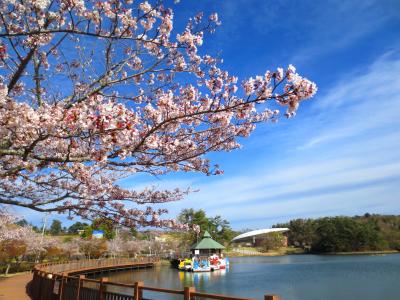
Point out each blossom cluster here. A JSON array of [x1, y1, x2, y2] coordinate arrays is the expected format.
[[0, 210, 32, 243], [0, 1, 317, 228], [0, 210, 67, 258]]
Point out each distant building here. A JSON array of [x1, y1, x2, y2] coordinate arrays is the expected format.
[[92, 230, 104, 239], [231, 228, 289, 247], [155, 236, 166, 242]]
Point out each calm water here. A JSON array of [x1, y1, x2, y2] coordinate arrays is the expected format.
[[94, 254, 400, 300]]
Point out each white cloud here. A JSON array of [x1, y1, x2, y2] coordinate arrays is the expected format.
[[227, 182, 399, 228], [164, 53, 400, 228], [188, 138, 400, 210], [302, 52, 400, 148]]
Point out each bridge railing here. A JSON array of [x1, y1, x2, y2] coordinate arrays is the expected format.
[[36, 257, 156, 274], [31, 258, 280, 300]]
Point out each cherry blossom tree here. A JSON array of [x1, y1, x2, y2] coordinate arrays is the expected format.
[[76, 238, 108, 259], [122, 239, 144, 258], [0, 210, 60, 270], [0, 240, 27, 275], [24, 233, 61, 261], [61, 238, 82, 259], [0, 1, 317, 228], [0, 210, 33, 243], [106, 235, 124, 258]]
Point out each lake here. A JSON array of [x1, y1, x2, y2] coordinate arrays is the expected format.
[[93, 254, 400, 300]]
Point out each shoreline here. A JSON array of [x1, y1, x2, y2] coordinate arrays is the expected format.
[[225, 248, 400, 257], [319, 250, 400, 255]]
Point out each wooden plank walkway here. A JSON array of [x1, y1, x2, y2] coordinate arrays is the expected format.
[[28, 258, 279, 300], [0, 273, 32, 300], [66, 261, 154, 276]]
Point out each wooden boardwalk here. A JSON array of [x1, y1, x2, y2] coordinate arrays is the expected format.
[[0, 258, 156, 300], [29, 258, 280, 300], [40, 258, 156, 276]]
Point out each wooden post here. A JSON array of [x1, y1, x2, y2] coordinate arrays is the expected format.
[[265, 295, 280, 300], [184, 286, 195, 300], [49, 274, 56, 300], [98, 277, 108, 300], [133, 281, 144, 300], [59, 273, 67, 300], [36, 271, 44, 300], [32, 270, 39, 299], [76, 275, 85, 300]]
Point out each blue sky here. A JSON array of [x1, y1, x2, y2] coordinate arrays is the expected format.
[[20, 0, 400, 230]]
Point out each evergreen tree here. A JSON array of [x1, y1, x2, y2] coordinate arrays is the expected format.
[[49, 220, 62, 235]]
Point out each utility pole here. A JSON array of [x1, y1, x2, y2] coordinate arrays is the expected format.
[[41, 212, 49, 241], [36, 212, 49, 263], [115, 225, 119, 238], [113, 226, 120, 259]]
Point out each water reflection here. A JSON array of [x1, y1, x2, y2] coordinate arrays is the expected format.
[[93, 255, 400, 300], [92, 266, 228, 300], [91, 265, 228, 290], [178, 268, 227, 289]]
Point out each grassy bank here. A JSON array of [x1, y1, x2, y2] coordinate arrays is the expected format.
[[320, 250, 400, 255], [226, 247, 305, 257]]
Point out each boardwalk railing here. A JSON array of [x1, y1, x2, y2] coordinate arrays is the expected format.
[[31, 258, 280, 300], [37, 257, 155, 275]]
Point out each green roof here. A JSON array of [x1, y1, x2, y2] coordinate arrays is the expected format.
[[190, 231, 225, 250]]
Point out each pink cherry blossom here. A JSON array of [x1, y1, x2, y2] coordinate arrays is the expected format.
[[0, 210, 35, 243], [0, 1, 317, 229]]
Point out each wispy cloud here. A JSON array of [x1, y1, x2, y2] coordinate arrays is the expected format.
[[151, 53, 400, 229], [224, 182, 399, 228], [301, 52, 400, 148]]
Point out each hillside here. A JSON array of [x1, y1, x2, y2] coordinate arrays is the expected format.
[[274, 214, 400, 253]]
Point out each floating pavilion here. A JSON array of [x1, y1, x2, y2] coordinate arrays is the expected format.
[[190, 231, 225, 256]]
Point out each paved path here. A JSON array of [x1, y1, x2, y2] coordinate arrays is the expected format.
[[0, 273, 32, 300]]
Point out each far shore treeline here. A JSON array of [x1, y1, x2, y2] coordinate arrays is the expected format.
[[3, 211, 399, 275], [273, 214, 400, 253]]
